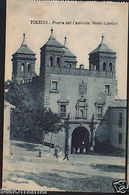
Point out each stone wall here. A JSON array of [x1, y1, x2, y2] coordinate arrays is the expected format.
[[44, 66, 115, 78], [109, 107, 126, 150], [12, 53, 36, 82], [95, 104, 126, 150], [42, 73, 117, 121]]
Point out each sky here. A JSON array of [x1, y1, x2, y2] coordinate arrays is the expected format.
[[5, 0, 128, 99]]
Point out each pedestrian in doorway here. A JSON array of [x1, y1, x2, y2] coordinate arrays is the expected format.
[[90, 146, 93, 153]]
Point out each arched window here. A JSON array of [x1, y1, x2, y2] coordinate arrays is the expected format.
[[27, 63, 31, 72], [57, 57, 60, 67], [103, 62, 106, 71], [49, 56, 53, 67], [109, 62, 112, 72], [21, 63, 24, 72]]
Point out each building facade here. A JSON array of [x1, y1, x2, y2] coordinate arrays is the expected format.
[[11, 29, 126, 153], [3, 101, 15, 156]]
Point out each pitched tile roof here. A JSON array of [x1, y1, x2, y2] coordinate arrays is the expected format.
[[64, 47, 76, 57], [14, 33, 35, 55], [15, 45, 35, 55], [89, 35, 116, 54], [41, 29, 76, 57], [45, 36, 64, 48]]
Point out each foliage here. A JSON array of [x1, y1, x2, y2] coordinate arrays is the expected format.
[[5, 80, 36, 111], [5, 80, 62, 143]]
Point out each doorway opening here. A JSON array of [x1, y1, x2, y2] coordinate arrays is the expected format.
[[71, 126, 90, 154]]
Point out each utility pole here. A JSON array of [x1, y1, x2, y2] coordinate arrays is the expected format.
[[89, 113, 96, 149], [64, 113, 70, 157]]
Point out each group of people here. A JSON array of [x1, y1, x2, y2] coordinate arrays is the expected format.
[[54, 145, 94, 160], [54, 148, 69, 161]]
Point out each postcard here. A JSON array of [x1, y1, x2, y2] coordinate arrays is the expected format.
[[2, 0, 128, 193]]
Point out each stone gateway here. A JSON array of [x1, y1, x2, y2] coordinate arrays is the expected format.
[[11, 29, 126, 154]]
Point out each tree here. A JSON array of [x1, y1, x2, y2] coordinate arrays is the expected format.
[[5, 80, 62, 145], [34, 107, 61, 151], [5, 80, 37, 111], [5, 80, 37, 141]]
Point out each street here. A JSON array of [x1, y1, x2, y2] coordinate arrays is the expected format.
[[2, 140, 125, 192]]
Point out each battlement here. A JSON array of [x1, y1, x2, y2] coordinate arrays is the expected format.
[[44, 66, 115, 78]]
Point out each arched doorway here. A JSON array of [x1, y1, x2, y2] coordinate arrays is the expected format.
[[71, 126, 90, 154]]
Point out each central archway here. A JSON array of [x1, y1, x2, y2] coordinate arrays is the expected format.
[[71, 126, 90, 154]]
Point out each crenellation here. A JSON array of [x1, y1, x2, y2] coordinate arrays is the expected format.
[[44, 66, 114, 78]]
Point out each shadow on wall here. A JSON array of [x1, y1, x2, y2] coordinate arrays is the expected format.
[[94, 138, 125, 157], [94, 109, 125, 157]]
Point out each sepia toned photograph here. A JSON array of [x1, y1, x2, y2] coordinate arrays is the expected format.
[[2, 0, 128, 193]]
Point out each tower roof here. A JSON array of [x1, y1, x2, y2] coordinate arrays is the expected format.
[[63, 36, 76, 57], [43, 28, 64, 48], [64, 47, 76, 57], [14, 34, 35, 55], [41, 29, 76, 58], [89, 35, 116, 55]]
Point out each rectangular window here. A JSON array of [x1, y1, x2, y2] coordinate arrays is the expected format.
[[105, 85, 110, 94], [60, 105, 66, 117], [51, 81, 58, 91], [80, 109, 84, 117], [118, 133, 122, 144], [97, 106, 103, 114], [61, 105, 66, 113], [118, 112, 123, 127]]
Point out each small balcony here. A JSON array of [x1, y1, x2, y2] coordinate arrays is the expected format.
[[96, 113, 103, 119], [75, 116, 87, 120]]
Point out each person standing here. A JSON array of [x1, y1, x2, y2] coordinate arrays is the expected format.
[[63, 150, 69, 160], [55, 148, 58, 159]]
